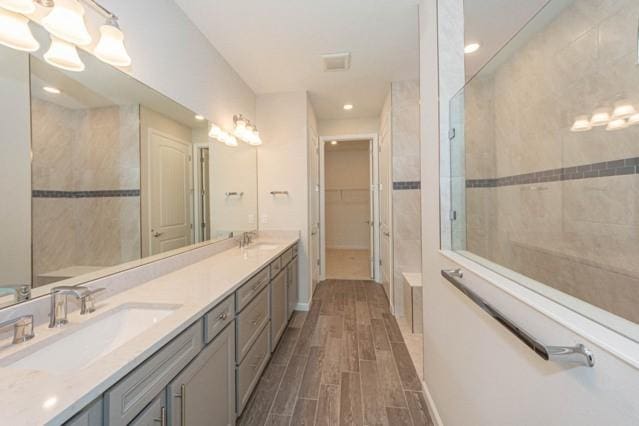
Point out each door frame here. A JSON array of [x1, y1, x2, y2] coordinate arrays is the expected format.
[[319, 133, 380, 283], [146, 127, 194, 256], [192, 142, 212, 243]]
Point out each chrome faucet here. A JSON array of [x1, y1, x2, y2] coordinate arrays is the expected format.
[[49, 286, 104, 328], [0, 314, 35, 344], [239, 231, 255, 248]]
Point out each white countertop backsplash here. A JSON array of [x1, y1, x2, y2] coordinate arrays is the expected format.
[[0, 231, 300, 426]]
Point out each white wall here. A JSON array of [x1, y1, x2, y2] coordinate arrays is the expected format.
[[325, 145, 370, 250], [0, 48, 31, 287], [256, 92, 311, 307], [100, 0, 256, 129], [318, 117, 380, 136], [420, 1, 639, 425]]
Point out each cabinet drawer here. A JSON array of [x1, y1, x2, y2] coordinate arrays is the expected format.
[[204, 294, 235, 343], [236, 267, 269, 312], [64, 398, 103, 426], [236, 323, 270, 415], [269, 257, 282, 277], [104, 321, 203, 426], [281, 248, 293, 266], [236, 286, 269, 362]]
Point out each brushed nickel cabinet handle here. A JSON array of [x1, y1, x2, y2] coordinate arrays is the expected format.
[[154, 406, 166, 426], [217, 312, 228, 321], [174, 384, 186, 425]]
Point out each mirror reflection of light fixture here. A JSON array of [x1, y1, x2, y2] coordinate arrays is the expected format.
[[590, 109, 611, 127], [44, 35, 85, 71], [606, 117, 628, 131], [233, 114, 262, 145], [43, 85, 60, 94], [94, 18, 131, 67], [628, 113, 639, 126], [612, 101, 636, 118], [0, 7, 39, 51], [464, 42, 481, 54], [570, 115, 592, 132], [0, 0, 35, 14], [42, 0, 92, 46]]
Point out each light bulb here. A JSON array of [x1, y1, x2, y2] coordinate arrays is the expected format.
[[0, 0, 35, 14], [94, 23, 131, 67], [0, 7, 39, 52], [612, 101, 636, 119], [343, 104, 353, 110], [42, 0, 91, 46], [224, 134, 238, 147], [248, 131, 262, 146], [606, 118, 628, 131], [44, 35, 85, 72], [209, 124, 222, 139], [570, 115, 592, 132], [590, 109, 611, 127], [464, 42, 481, 54]]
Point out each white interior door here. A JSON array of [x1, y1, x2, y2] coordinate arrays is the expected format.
[[149, 129, 193, 255], [379, 127, 392, 303], [310, 131, 321, 293], [368, 140, 375, 278]]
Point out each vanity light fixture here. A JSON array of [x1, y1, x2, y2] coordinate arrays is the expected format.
[[612, 101, 636, 119], [0, 0, 35, 14], [606, 117, 628, 131], [570, 115, 592, 132], [43, 85, 60, 94], [590, 109, 611, 127], [233, 114, 262, 145], [44, 35, 85, 72], [209, 124, 223, 139], [94, 16, 131, 67], [464, 42, 481, 54], [343, 104, 353, 110], [0, 7, 39, 51], [222, 133, 238, 147], [628, 113, 639, 126], [42, 0, 92, 46]]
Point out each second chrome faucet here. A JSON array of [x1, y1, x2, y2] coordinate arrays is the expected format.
[[49, 286, 104, 328]]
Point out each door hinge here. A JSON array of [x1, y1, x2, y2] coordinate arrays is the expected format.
[[450, 210, 457, 221], [448, 128, 456, 140], [379, 259, 382, 266]]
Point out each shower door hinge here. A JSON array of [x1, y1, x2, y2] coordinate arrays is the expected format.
[[449, 128, 456, 140], [450, 210, 457, 221]]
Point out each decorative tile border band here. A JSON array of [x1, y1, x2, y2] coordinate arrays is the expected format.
[[33, 189, 141, 198], [466, 157, 639, 188], [393, 181, 421, 190]]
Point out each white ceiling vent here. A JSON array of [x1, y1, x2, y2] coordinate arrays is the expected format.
[[322, 52, 351, 72]]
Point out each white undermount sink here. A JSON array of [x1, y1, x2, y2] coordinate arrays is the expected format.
[[2, 303, 179, 374], [247, 243, 279, 251]]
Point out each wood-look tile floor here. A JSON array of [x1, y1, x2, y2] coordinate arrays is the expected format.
[[238, 280, 434, 426]]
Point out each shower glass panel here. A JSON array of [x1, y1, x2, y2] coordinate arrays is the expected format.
[[448, 0, 639, 342]]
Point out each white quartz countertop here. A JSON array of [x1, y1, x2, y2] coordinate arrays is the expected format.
[[0, 237, 298, 426]]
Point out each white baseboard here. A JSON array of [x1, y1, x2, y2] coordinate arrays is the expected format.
[[422, 379, 444, 426], [295, 302, 310, 311]]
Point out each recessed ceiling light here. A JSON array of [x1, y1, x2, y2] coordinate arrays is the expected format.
[[464, 43, 480, 54], [194, 114, 205, 121], [330, 140, 338, 145], [343, 104, 353, 110], [43, 86, 61, 94]]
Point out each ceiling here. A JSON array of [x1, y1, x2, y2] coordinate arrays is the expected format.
[[463, 0, 550, 79], [174, 0, 420, 120]]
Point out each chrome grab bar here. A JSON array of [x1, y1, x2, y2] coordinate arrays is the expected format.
[[270, 191, 289, 196], [441, 269, 595, 368]]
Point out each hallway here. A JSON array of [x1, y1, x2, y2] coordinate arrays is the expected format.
[[325, 249, 371, 280], [238, 280, 433, 426]]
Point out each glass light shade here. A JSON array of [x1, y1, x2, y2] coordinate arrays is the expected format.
[[223, 134, 238, 147], [628, 113, 639, 126], [606, 118, 628, 131], [612, 102, 636, 119], [570, 116, 592, 132], [94, 24, 131, 67], [590, 110, 611, 127], [42, 0, 91, 46], [0, 0, 35, 14], [0, 8, 39, 51], [209, 124, 222, 139], [44, 36, 85, 72], [248, 131, 262, 146]]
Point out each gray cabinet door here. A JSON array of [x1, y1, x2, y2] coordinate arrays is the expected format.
[[286, 258, 298, 319], [168, 323, 236, 426], [64, 398, 103, 426], [270, 270, 287, 350], [129, 390, 166, 426]]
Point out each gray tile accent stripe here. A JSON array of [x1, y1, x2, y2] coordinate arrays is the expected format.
[[393, 181, 421, 190], [32, 189, 141, 198], [466, 157, 639, 188]]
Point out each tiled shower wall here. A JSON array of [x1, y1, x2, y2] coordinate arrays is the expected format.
[[391, 80, 421, 317], [31, 99, 141, 285], [463, 0, 639, 324]]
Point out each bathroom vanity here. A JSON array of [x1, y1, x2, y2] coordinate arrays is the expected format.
[[0, 239, 299, 425]]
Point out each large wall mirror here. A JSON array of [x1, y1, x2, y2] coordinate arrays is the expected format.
[[0, 26, 258, 309]]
